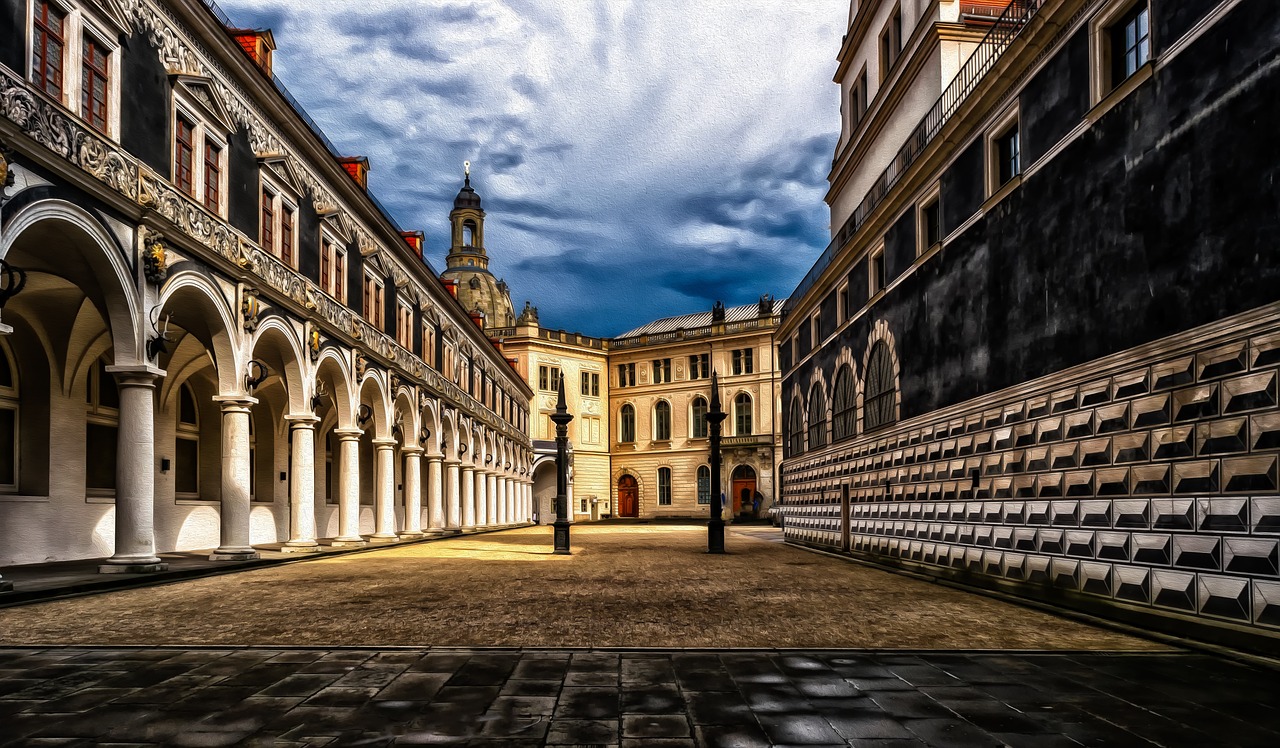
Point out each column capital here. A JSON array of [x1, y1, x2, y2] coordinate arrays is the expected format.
[[285, 414, 321, 428], [427, 453, 445, 464], [401, 445, 424, 456], [105, 364, 165, 388], [213, 394, 259, 412], [372, 437, 399, 449], [334, 427, 364, 441]]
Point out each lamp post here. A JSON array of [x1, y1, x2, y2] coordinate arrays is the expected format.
[[551, 382, 573, 554], [707, 370, 727, 553]]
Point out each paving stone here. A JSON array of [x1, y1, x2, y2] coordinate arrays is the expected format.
[[375, 671, 451, 701], [756, 712, 845, 744], [620, 739, 694, 748], [499, 679, 562, 697], [695, 723, 773, 748], [512, 657, 570, 680], [685, 690, 756, 726], [622, 713, 691, 738], [300, 686, 381, 708], [563, 671, 617, 686], [827, 712, 915, 741], [621, 657, 676, 685], [619, 683, 683, 714], [554, 686, 620, 720], [545, 718, 618, 744], [254, 672, 342, 698]]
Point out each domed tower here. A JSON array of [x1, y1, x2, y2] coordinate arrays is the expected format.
[[440, 162, 516, 329]]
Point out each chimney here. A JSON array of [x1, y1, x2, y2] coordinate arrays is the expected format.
[[441, 278, 457, 298], [228, 28, 276, 75], [469, 306, 486, 329], [400, 231, 425, 259], [337, 156, 369, 190]]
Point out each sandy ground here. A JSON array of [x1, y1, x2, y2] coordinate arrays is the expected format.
[[0, 525, 1163, 649]]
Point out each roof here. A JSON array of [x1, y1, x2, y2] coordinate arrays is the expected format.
[[617, 298, 786, 339]]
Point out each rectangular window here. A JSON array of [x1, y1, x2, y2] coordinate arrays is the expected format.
[[870, 246, 887, 295], [85, 423, 118, 491], [175, 436, 199, 495], [922, 197, 941, 251], [652, 358, 672, 384], [175, 116, 196, 197], [732, 348, 754, 375], [280, 204, 295, 267], [657, 467, 672, 506], [849, 66, 869, 129], [362, 272, 384, 328], [995, 124, 1020, 186], [81, 35, 110, 134], [697, 467, 711, 505], [396, 301, 413, 349], [423, 325, 437, 368], [539, 365, 561, 392], [879, 5, 902, 82], [260, 188, 275, 250], [1111, 4, 1150, 86], [689, 353, 709, 380], [580, 371, 599, 397], [838, 283, 851, 321], [33, 1, 66, 100], [618, 362, 636, 388], [203, 141, 222, 214]]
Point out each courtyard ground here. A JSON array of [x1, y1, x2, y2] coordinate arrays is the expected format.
[[0, 524, 1158, 650]]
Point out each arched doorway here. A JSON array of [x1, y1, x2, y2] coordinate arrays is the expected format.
[[532, 459, 556, 524], [730, 465, 758, 518], [617, 474, 638, 518]]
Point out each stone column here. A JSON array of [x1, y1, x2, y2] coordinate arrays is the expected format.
[[400, 446, 425, 539], [332, 428, 366, 546], [476, 467, 488, 527], [99, 368, 168, 573], [461, 464, 476, 531], [426, 454, 445, 534], [283, 415, 321, 553], [210, 397, 260, 561], [371, 438, 398, 542], [525, 480, 533, 522], [445, 458, 461, 531], [496, 475, 508, 525], [487, 471, 498, 526]]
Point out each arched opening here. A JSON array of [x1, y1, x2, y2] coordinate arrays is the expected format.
[[833, 364, 857, 442], [730, 464, 758, 519], [787, 398, 804, 457], [462, 220, 476, 247], [616, 473, 638, 517], [808, 385, 827, 450], [734, 393, 753, 436], [532, 459, 556, 524], [653, 400, 671, 441], [691, 396, 708, 439], [619, 403, 636, 443], [865, 341, 897, 430]]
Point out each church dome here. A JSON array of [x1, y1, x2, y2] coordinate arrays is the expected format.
[[442, 266, 515, 329], [454, 174, 482, 210]]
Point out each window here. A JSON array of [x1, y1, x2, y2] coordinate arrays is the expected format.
[[1110, 3, 1150, 86], [618, 362, 636, 388], [175, 115, 196, 197], [175, 383, 199, 496], [362, 270, 385, 329], [463, 220, 476, 246], [86, 359, 119, 493], [734, 393, 752, 436], [173, 104, 225, 214], [0, 345, 18, 491], [652, 358, 672, 384], [259, 180, 297, 266], [697, 465, 711, 504], [788, 398, 804, 456], [994, 122, 1020, 187], [580, 371, 599, 397], [396, 300, 414, 349], [538, 365, 562, 392], [689, 353, 709, 380], [654, 401, 671, 441], [879, 4, 902, 83], [808, 387, 827, 450], [732, 348, 754, 375], [838, 283, 850, 322], [832, 365, 857, 441], [849, 66, 869, 129], [33, 1, 67, 100], [620, 404, 636, 443], [691, 396, 708, 439], [865, 341, 897, 430], [319, 232, 346, 302], [81, 34, 110, 134], [810, 314, 821, 349], [869, 245, 887, 296], [920, 194, 941, 254], [657, 467, 672, 506]]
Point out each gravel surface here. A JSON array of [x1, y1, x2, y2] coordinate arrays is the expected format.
[[0, 525, 1163, 649]]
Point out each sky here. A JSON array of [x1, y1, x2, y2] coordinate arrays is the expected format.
[[218, 0, 847, 337]]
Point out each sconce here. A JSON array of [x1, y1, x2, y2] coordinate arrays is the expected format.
[[245, 359, 269, 392], [486, 455, 494, 465], [311, 379, 329, 413], [0, 258, 28, 311], [458, 443, 468, 455], [420, 428, 431, 446], [357, 404, 373, 427], [146, 309, 171, 361], [505, 461, 511, 470]]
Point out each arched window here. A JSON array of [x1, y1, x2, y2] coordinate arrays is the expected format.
[[697, 465, 711, 504], [620, 404, 636, 443], [734, 393, 752, 436], [865, 341, 897, 430], [808, 386, 827, 450], [657, 466, 672, 505], [175, 383, 200, 497], [691, 396, 708, 439], [463, 220, 476, 246], [0, 343, 17, 492], [832, 365, 857, 442], [788, 398, 804, 456], [654, 401, 671, 441], [85, 358, 119, 493]]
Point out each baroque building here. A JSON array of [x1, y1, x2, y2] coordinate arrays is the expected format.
[[440, 165, 516, 331], [779, 0, 1280, 652], [0, 0, 535, 579]]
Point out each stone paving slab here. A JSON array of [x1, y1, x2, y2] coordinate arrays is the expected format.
[[0, 647, 1276, 747]]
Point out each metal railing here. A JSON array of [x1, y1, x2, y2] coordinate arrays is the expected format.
[[783, 0, 1045, 319], [610, 315, 782, 351]]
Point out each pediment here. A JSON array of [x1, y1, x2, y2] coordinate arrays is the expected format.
[[87, 0, 130, 37], [257, 154, 306, 195], [171, 75, 235, 132]]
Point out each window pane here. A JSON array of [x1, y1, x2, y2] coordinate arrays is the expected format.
[[175, 436, 199, 494], [86, 423, 118, 490]]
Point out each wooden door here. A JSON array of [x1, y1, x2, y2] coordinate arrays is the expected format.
[[617, 475, 638, 518], [730, 466, 758, 517]]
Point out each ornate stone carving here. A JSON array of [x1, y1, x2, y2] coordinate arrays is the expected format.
[[241, 287, 260, 333], [142, 230, 168, 285]]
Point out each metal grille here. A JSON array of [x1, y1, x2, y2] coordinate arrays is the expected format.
[[864, 342, 896, 431], [808, 388, 827, 449], [832, 365, 857, 441], [788, 400, 804, 456]]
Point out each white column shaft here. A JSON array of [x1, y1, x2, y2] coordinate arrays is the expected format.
[[335, 431, 364, 543], [446, 460, 461, 529], [462, 466, 476, 529], [101, 372, 165, 572], [212, 400, 258, 560], [285, 418, 319, 550], [476, 468, 488, 526], [372, 440, 398, 540], [402, 448, 423, 536], [427, 456, 445, 532]]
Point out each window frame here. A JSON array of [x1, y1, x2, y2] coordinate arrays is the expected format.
[[319, 229, 347, 303], [733, 392, 752, 436], [259, 172, 298, 267], [174, 382, 200, 499], [917, 186, 942, 256], [361, 269, 385, 329], [172, 93, 228, 216], [691, 395, 708, 439], [653, 400, 672, 442], [619, 403, 636, 444], [868, 243, 887, 297], [395, 299, 414, 349], [696, 465, 711, 504], [878, 3, 903, 84], [85, 358, 119, 497], [657, 466, 672, 506], [28, 1, 122, 138], [652, 358, 672, 384]]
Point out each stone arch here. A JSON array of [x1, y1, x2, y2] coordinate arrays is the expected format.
[[313, 347, 355, 429], [439, 408, 459, 461], [807, 365, 830, 450], [862, 318, 902, 431], [357, 370, 392, 440], [830, 345, 862, 442], [0, 199, 143, 366], [420, 397, 441, 456], [393, 388, 420, 446], [247, 318, 308, 416], [155, 271, 243, 397]]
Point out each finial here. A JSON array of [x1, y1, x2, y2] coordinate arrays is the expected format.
[[463, 160, 471, 187]]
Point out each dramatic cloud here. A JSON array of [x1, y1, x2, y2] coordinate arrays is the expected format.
[[219, 0, 845, 335]]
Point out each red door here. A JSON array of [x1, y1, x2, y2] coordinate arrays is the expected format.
[[617, 475, 638, 518]]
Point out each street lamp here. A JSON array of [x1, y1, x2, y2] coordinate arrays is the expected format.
[[551, 383, 574, 554], [707, 369, 728, 553]]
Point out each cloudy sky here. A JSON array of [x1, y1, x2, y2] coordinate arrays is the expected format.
[[219, 0, 846, 336]]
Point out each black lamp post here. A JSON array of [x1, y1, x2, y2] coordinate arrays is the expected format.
[[551, 383, 573, 554], [707, 370, 727, 553]]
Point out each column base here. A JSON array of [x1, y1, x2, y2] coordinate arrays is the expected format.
[[209, 549, 261, 562], [461, 527, 480, 534], [329, 537, 368, 548], [425, 528, 446, 536], [398, 531, 426, 540], [98, 562, 169, 574], [281, 542, 322, 554], [369, 533, 399, 544]]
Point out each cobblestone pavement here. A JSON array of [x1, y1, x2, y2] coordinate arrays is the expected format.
[[0, 647, 1276, 747]]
